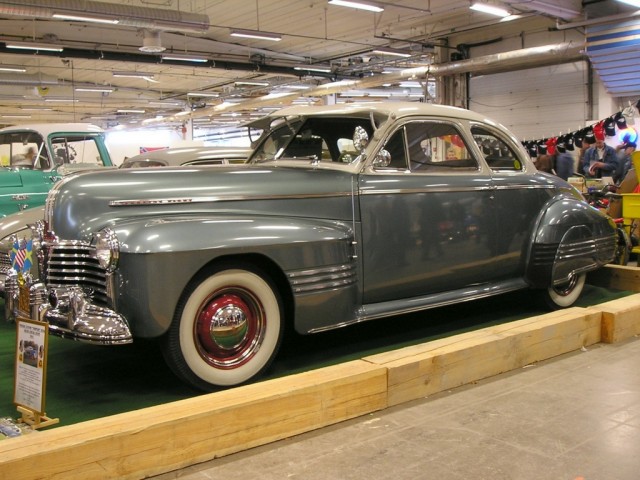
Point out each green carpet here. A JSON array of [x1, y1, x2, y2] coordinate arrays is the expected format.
[[0, 285, 633, 429]]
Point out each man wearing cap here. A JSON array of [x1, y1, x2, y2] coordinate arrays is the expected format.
[[615, 141, 637, 184], [582, 131, 618, 178]]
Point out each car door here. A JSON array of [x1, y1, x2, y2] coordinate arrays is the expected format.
[[471, 124, 551, 279], [358, 118, 498, 304]]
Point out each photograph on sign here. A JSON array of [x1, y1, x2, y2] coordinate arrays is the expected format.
[[14, 318, 49, 415]]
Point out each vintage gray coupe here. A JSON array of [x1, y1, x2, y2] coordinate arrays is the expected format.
[[5, 103, 617, 391]]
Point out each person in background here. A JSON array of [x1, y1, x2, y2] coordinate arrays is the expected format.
[[554, 142, 575, 180], [24, 147, 36, 163], [614, 141, 637, 185], [582, 131, 618, 178]]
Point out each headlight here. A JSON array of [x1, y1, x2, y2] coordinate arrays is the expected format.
[[93, 228, 119, 272]]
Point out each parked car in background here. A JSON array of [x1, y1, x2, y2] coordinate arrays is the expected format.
[[0, 124, 114, 217], [4, 103, 617, 391], [120, 146, 251, 168]]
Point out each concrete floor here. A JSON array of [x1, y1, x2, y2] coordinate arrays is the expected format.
[[152, 336, 640, 480]]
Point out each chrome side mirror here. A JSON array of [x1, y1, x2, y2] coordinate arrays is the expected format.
[[353, 126, 369, 153], [373, 149, 391, 167]]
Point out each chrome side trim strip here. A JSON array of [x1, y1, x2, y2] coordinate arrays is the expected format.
[[308, 279, 528, 333], [109, 191, 352, 206], [287, 264, 357, 294]]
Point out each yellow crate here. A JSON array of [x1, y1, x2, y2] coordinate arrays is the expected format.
[[622, 193, 640, 219]]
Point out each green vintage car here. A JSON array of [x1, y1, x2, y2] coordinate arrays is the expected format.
[[4, 103, 617, 391], [0, 123, 114, 217]]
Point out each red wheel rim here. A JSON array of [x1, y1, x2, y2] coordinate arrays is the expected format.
[[194, 288, 266, 370]]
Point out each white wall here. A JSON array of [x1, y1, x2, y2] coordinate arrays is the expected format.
[[105, 127, 195, 165]]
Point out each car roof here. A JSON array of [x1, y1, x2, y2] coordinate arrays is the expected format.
[[246, 102, 495, 129], [0, 123, 105, 136], [120, 146, 252, 167]]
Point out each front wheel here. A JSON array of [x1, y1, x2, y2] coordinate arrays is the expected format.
[[162, 264, 284, 391], [540, 272, 586, 310]]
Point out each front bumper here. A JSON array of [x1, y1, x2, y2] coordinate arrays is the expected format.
[[5, 270, 132, 345]]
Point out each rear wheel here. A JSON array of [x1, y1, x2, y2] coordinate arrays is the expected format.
[[541, 272, 586, 310], [162, 263, 283, 391], [612, 228, 631, 266]]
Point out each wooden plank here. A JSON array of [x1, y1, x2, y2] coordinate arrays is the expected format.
[[587, 264, 640, 292], [0, 360, 387, 480], [363, 307, 602, 407], [597, 293, 640, 343]]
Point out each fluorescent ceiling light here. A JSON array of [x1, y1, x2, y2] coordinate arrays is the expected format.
[[230, 29, 282, 41], [616, 0, 640, 7], [1, 114, 31, 118], [52, 13, 119, 24], [44, 98, 79, 102], [118, 109, 146, 113], [294, 64, 333, 73], [372, 47, 412, 58], [113, 71, 154, 78], [5, 42, 64, 52], [0, 65, 26, 73], [470, 2, 511, 17], [187, 92, 219, 97], [328, 0, 384, 13], [149, 101, 183, 106], [500, 14, 522, 22], [75, 87, 113, 93], [235, 81, 270, 86], [161, 54, 208, 63]]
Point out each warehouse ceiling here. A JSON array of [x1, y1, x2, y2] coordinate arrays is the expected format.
[[0, 0, 637, 130]]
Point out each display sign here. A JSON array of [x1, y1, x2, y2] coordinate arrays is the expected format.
[[14, 317, 49, 415]]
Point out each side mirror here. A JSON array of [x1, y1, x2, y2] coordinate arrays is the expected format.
[[373, 149, 391, 167], [353, 126, 369, 153]]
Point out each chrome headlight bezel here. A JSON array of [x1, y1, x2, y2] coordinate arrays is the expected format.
[[93, 228, 120, 272]]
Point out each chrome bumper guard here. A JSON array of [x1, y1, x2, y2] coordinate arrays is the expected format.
[[5, 272, 132, 345]]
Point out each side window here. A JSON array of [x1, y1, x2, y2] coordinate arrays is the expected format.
[[51, 136, 104, 166], [471, 127, 523, 171], [0, 132, 48, 169], [404, 122, 478, 172], [381, 128, 408, 169]]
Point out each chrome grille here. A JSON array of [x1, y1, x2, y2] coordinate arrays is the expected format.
[[45, 243, 109, 305], [0, 250, 11, 273]]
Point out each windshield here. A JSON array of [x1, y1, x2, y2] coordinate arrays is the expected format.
[[249, 115, 376, 164]]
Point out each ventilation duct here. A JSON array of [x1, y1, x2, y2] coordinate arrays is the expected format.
[[0, 0, 210, 34], [139, 29, 165, 53]]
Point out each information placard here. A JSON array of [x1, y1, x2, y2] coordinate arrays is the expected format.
[[14, 317, 49, 415]]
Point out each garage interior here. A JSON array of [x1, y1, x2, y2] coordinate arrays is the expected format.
[[1, 1, 640, 479]]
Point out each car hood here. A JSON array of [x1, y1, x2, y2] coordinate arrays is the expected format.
[[47, 164, 356, 240]]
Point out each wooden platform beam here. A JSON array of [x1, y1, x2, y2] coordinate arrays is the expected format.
[[363, 307, 603, 407], [598, 294, 640, 343], [587, 264, 640, 292]]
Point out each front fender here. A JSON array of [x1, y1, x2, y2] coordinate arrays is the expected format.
[[111, 215, 356, 337], [526, 198, 616, 287]]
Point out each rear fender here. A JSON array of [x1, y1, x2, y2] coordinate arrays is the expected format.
[[526, 198, 616, 287]]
